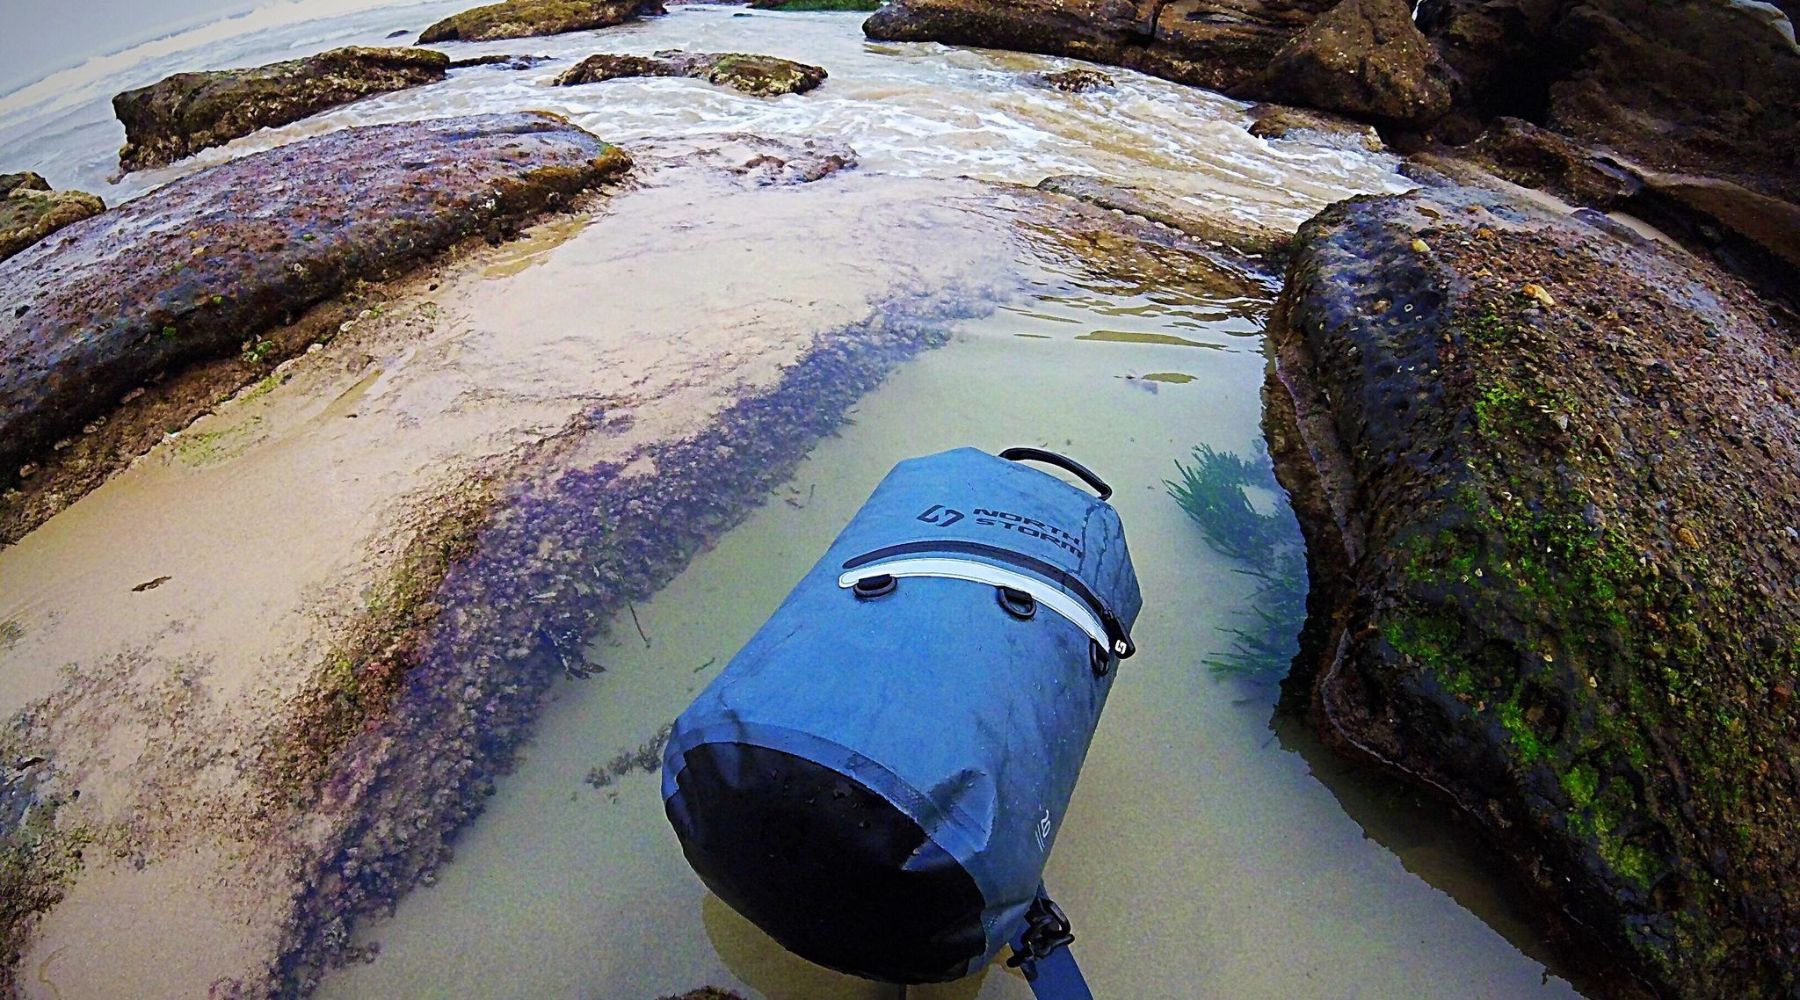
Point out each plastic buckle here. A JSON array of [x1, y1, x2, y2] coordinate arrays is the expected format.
[[1006, 896, 1075, 981]]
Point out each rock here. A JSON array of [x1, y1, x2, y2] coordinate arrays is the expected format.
[[418, 0, 665, 43], [1414, 0, 1562, 121], [1036, 173, 1291, 258], [1630, 170, 1800, 313], [1246, 102, 1385, 152], [1418, 0, 1800, 203], [1455, 117, 1800, 311], [112, 47, 450, 172], [1265, 178, 1800, 998], [0, 186, 104, 263], [555, 50, 827, 95], [1025, 67, 1116, 91], [1547, 0, 1800, 203], [1461, 116, 1640, 208], [1259, 0, 1454, 126], [0, 113, 631, 488], [0, 172, 50, 197], [864, 0, 1336, 97]]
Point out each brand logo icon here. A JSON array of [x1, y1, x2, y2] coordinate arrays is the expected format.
[[1034, 808, 1053, 853], [917, 504, 964, 528]]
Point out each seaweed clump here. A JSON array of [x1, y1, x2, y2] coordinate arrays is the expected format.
[[1167, 444, 1307, 680]]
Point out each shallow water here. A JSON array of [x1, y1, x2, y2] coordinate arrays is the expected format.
[[0, 3, 1405, 225], [0, 5, 1585, 998], [315, 242, 1579, 999]]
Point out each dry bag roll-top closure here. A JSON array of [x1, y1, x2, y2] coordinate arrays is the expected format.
[[663, 447, 1142, 985]]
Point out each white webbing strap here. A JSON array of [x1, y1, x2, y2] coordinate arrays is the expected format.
[[836, 557, 1109, 649]]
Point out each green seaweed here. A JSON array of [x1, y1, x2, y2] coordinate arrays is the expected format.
[[1167, 444, 1307, 679]]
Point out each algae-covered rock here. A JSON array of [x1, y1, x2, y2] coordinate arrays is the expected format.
[[112, 46, 450, 172], [0, 173, 49, 197], [555, 50, 827, 95], [1266, 179, 1800, 997], [1259, 0, 1453, 125], [0, 113, 631, 488], [1026, 67, 1115, 91], [864, 0, 1335, 97], [0, 187, 104, 263], [418, 0, 665, 43]]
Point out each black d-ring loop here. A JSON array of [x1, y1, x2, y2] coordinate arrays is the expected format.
[[1089, 640, 1113, 678], [996, 586, 1037, 620], [999, 447, 1113, 501], [852, 574, 896, 600]]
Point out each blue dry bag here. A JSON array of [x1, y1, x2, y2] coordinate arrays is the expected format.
[[662, 447, 1141, 986]]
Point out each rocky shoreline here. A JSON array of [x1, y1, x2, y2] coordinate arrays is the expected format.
[[2, 0, 1797, 995]]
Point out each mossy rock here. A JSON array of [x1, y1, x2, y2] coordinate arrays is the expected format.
[[112, 46, 450, 171], [556, 49, 827, 96], [1266, 178, 1800, 995], [0, 187, 104, 263], [417, 0, 664, 43], [0, 172, 50, 197]]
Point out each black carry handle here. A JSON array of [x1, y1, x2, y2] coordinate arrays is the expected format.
[[1000, 448, 1113, 501]]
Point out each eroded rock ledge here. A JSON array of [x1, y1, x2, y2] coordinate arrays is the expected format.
[[0, 113, 630, 515], [1265, 176, 1800, 997], [112, 47, 450, 172]]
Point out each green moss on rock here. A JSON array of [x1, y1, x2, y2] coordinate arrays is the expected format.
[[1266, 180, 1800, 995], [0, 186, 104, 262]]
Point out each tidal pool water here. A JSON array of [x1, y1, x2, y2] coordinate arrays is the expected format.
[[315, 249, 1582, 999]]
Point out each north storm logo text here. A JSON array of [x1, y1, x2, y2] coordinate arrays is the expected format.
[[916, 504, 1082, 559]]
